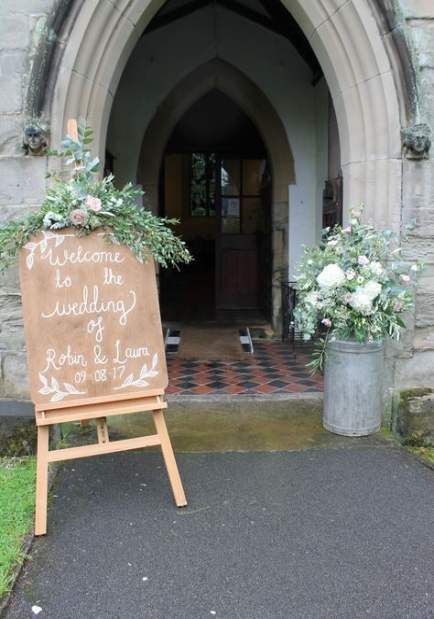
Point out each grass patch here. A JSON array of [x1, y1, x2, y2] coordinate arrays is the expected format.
[[0, 457, 35, 599], [408, 447, 434, 466]]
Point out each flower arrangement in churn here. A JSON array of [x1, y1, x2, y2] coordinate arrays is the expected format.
[[294, 209, 422, 372]]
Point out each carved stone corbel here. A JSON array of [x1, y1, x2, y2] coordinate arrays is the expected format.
[[23, 121, 48, 156], [401, 123, 431, 160]]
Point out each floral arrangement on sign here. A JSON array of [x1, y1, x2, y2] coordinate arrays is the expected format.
[[294, 209, 422, 372], [0, 123, 192, 270]]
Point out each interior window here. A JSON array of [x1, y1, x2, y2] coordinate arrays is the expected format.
[[190, 152, 216, 217]]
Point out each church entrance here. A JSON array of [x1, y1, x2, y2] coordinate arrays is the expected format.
[[159, 90, 271, 324]]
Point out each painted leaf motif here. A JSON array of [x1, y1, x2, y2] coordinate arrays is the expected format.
[[139, 364, 148, 379], [146, 371, 158, 378], [123, 374, 133, 387], [152, 353, 158, 370], [64, 382, 79, 394], [40, 238, 48, 252], [39, 373, 48, 388], [134, 380, 149, 388], [50, 392, 65, 402], [50, 376, 60, 390], [26, 253, 34, 270], [38, 386, 51, 395], [54, 235, 65, 247]]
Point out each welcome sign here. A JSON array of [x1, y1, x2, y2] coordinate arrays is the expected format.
[[18, 119, 186, 537], [20, 229, 168, 408]]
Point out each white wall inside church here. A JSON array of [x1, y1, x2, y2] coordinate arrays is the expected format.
[[107, 4, 329, 277]]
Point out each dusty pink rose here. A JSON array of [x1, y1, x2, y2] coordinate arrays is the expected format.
[[69, 208, 87, 227], [321, 318, 332, 328], [85, 195, 102, 212]]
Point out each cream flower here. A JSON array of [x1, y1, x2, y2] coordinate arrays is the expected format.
[[362, 281, 382, 300], [358, 255, 370, 266], [85, 195, 102, 212], [69, 208, 87, 226], [348, 291, 373, 315], [316, 264, 346, 289], [370, 261, 383, 277], [305, 291, 319, 306]]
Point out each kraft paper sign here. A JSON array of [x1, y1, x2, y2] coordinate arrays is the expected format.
[[19, 230, 168, 408]]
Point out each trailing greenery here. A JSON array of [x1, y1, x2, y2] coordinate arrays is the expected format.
[[408, 447, 434, 465], [0, 123, 192, 270], [0, 457, 35, 599], [294, 208, 422, 373]]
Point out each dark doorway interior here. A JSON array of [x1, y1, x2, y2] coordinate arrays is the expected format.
[[160, 90, 272, 323]]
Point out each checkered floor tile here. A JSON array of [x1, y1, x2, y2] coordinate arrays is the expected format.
[[167, 340, 323, 395]]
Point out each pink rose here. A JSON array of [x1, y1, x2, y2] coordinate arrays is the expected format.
[[321, 318, 332, 328], [85, 195, 102, 212], [69, 208, 87, 227]]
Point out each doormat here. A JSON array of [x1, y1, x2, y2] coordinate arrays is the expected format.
[[166, 326, 253, 360]]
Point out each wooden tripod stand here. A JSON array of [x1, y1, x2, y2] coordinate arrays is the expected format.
[[34, 391, 187, 535]]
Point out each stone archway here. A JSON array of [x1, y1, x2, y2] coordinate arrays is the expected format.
[[46, 0, 406, 233], [136, 59, 294, 329]]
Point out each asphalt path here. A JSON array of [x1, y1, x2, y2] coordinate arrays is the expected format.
[[4, 445, 434, 618]]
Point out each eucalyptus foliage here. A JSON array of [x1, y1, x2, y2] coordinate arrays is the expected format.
[[0, 123, 192, 270], [294, 209, 422, 373]]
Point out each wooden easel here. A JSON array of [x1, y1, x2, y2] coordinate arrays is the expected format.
[[22, 118, 187, 536], [35, 390, 187, 536]]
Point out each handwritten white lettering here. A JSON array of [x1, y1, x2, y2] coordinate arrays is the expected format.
[[41, 286, 137, 326], [113, 339, 150, 364], [42, 346, 88, 372], [40, 245, 125, 267]]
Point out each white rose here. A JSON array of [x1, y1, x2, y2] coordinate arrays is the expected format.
[[400, 274, 410, 283], [327, 239, 338, 247], [348, 291, 373, 315], [305, 291, 319, 306], [316, 264, 346, 289], [370, 261, 383, 277], [362, 281, 382, 300], [346, 269, 356, 280]]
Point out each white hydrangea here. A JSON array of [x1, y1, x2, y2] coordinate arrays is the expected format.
[[362, 281, 382, 300], [316, 264, 346, 289], [348, 291, 373, 315], [370, 261, 383, 277]]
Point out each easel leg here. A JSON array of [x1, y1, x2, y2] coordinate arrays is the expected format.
[[96, 417, 109, 444], [35, 425, 49, 536], [152, 410, 187, 507]]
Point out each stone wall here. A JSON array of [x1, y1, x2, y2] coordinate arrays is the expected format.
[[0, 0, 433, 400], [396, 0, 434, 389], [0, 0, 56, 397]]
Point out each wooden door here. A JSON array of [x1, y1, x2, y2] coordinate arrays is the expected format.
[[216, 234, 258, 309], [215, 158, 268, 311]]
